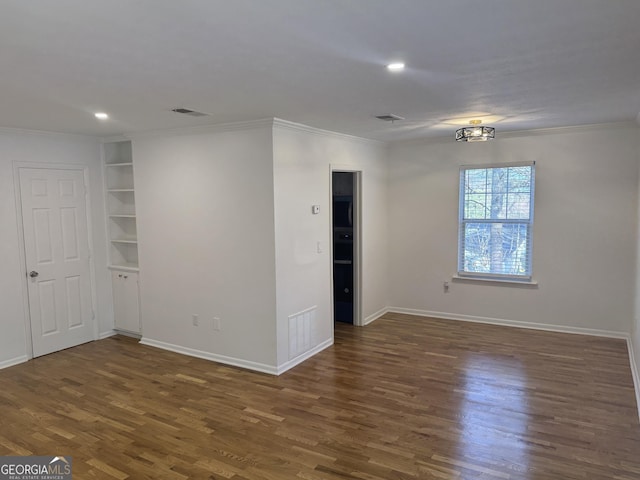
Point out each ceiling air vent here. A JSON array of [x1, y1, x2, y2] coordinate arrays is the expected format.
[[375, 114, 404, 122], [171, 108, 209, 117]]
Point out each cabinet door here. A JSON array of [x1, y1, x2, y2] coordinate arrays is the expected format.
[[112, 271, 141, 333]]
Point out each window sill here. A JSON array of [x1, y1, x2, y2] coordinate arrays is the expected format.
[[452, 275, 539, 288]]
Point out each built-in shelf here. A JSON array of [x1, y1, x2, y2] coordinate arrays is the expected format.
[[111, 238, 138, 244], [104, 139, 142, 335], [104, 140, 139, 270], [108, 263, 139, 272]]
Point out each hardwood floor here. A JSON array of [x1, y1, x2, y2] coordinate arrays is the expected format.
[[1, 313, 639, 479]]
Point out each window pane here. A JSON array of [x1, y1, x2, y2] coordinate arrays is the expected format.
[[463, 166, 532, 221], [465, 169, 488, 193], [505, 192, 530, 220], [506, 167, 532, 193], [462, 223, 530, 276], [464, 193, 489, 219]]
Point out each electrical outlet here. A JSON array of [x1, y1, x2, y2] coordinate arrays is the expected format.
[[192, 314, 199, 326], [213, 317, 221, 331]]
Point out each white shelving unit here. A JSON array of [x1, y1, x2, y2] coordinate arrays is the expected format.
[[104, 140, 141, 334], [104, 140, 139, 271]]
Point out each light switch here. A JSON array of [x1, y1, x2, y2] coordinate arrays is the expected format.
[[312, 205, 320, 214]]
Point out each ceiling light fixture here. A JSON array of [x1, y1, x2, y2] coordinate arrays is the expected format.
[[386, 62, 405, 72], [455, 119, 495, 142], [94, 112, 109, 120]]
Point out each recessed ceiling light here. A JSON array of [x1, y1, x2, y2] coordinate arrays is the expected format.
[[94, 112, 109, 120], [386, 62, 405, 72]]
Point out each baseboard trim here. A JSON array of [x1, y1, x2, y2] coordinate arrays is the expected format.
[[98, 330, 117, 340], [276, 338, 333, 375], [626, 337, 640, 422], [112, 329, 142, 340], [363, 307, 389, 326], [0, 355, 29, 370], [387, 307, 630, 339], [139, 338, 278, 375]]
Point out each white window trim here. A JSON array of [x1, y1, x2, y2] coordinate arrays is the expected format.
[[452, 274, 538, 287], [457, 161, 536, 282]]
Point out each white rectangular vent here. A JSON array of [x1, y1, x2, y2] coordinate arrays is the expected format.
[[171, 108, 209, 117], [288, 306, 317, 360]]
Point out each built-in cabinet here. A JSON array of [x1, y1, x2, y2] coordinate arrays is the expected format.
[[111, 271, 141, 334], [104, 140, 141, 334]]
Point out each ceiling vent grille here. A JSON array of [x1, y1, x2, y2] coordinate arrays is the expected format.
[[171, 108, 209, 117], [375, 114, 404, 122]]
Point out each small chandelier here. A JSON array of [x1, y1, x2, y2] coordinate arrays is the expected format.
[[455, 119, 495, 142]]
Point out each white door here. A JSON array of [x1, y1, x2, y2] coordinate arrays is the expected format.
[[19, 167, 94, 357]]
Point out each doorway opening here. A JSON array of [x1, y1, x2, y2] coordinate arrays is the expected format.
[[332, 171, 359, 325]]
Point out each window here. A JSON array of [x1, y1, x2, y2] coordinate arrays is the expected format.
[[458, 163, 535, 280]]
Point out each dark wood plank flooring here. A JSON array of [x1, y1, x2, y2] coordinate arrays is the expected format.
[[1, 313, 639, 479]]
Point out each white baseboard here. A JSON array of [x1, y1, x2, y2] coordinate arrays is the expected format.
[[98, 330, 117, 340], [387, 307, 630, 339], [140, 337, 334, 377], [626, 338, 640, 422], [112, 329, 142, 339], [0, 355, 28, 370], [276, 338, 333, 375], [139, 337, 279, 375], [363, 307, 389, 326]]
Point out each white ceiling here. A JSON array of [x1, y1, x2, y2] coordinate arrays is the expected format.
[[1, 0, 639, 141]]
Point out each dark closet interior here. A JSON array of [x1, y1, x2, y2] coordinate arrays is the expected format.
[[332, 172, 354, 324]]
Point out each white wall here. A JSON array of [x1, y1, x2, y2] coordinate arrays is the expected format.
[[0, 129, 110, 367], [273, 121, 388, 368], [388, 125, 638, 333], [133, 125, 279, 369], [632, 126, 640, 408]]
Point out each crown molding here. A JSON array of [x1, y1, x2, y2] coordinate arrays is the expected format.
[[272, 118, 385, 147], [100, 135, 130, 144], [121, 117, 384, 146], [124, 118, 275, 140], [0, 126, 98, 142], [498, 120, 639, 139], [389, 120, 640, 148]]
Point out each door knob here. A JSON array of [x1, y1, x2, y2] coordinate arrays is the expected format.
[[29, 271, 39, 278]]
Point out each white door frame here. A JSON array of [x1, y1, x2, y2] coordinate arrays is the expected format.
[[13, 162, 99, 359], [330, 165, 363, 326]]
